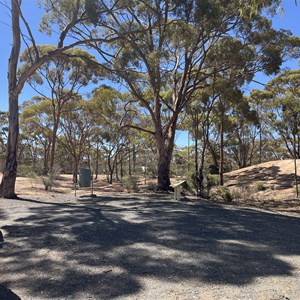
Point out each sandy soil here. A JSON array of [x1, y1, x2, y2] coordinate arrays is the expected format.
[[224, 159, 300, 217]]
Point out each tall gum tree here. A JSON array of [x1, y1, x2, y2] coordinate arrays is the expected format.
[[1, 0, 91, 198], [20, 46, 100, 174], [58, 98, 94, 183], [19, 97, 53, 174], [84, 0, 300, 190], [251, 68, 300, 196], [0, 0, 142, 198]]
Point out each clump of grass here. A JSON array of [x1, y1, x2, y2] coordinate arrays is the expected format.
[[120, 176, 139, 192], [231, 186, 254, 201], [41, 167, 61, 191], [254, 181, 266, 191]]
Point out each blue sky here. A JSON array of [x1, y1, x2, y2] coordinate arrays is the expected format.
[[0, 0, 299, 117]]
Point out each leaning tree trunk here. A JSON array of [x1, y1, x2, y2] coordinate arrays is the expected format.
[[0, 0, 21, 199]]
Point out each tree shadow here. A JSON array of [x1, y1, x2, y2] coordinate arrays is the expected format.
[[226, 165, 299, 189], [0, 195, 299, 299], [0, 284, 21, 300]]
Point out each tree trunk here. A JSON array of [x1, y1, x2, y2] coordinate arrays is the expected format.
[[133, 145, 137, 173], [115, 155, 119, 181], [128, 148, 132, 176], [0, 95, 19, 198], [72, 158, 79, 183], [94, 142, 99, 180], [0, 0, 21, 199], [198, 121, 210, 194], [219, 102, 225, 186], [157, 149, 172, 190], [120, 155, 124, 178], [49, 118, 59, 174], [259, 125, 262, 164], [194, 112, 199, 194], [107, 154, 113, 184], [156, 123, 176, 191], [43, 144, 50, 175], [293, 133, 299, 197]]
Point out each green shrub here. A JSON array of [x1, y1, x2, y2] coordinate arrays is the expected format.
[[121, 176, 139, 192], [254, 181, 266, 191], [42, 176, 53, 191], [182, 170, 197, 194], [17, 165, 37, 178], [210, 186, 233, 202], [206, 174, 219, 194]]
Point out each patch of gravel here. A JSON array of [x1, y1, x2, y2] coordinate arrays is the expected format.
[[0, 193, 299, 299]]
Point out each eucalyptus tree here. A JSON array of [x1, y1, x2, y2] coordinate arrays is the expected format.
[[252, 69, 300, 195], [1, 0, 141, 198], [20, 47, 99, 174], [88, 85, 131, 183], [252, 69, 300, 159], [84, 0, 299, 190], [183, 89, 219, 194], [58, 98, 94, 182], [19, 98, 53, 173], [1, 0, 90, 197], [225, 97, 260, 169]]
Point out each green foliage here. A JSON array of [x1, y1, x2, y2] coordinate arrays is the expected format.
[[183, 169, 219, 197], [121, 176, 139, 192], [210, 186, 233, 202], [41, 166, 61, 191], [254, 181, 266, 191], [17, 165, 37, 178], [206, 174, 219, 192], [183, 170, 198, 195], [0, 111, 8, 153], [42, 176, 53, 191]]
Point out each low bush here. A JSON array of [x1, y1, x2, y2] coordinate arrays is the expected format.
[[210, 186, 233, 202], [17, 165, 37, 178], [254, 181, 266, 191], [121, 176, 139, 192], [206, 174, 219, 194], [42, 176, 53, 191]]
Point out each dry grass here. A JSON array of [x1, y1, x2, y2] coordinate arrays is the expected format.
[[0, 160, 299, 216], [224, 159, 300, 216]]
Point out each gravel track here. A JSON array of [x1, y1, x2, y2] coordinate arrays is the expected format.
[[0, 193, 299, 299]]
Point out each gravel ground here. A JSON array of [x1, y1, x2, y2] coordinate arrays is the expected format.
[[0, 193, 299, 300]]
